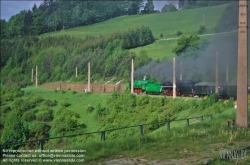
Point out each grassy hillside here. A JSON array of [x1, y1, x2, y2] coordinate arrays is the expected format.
[[130, 30, 237, 60], [39, 4, 228, 40], [21, 87, 110, 132], [1, 86, 250, 165]]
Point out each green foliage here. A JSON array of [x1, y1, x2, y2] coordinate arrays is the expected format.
[[1, 26, 154, 86], [1, 85, 24, 101], [36, 108, 54, 122], [87, 105, 95, 113], [136, 95, 150, 106], [61, 100, 71, 107], [43, 99, 57, 107], [13, 98, 35, 113], [22, 111, 36, 122], [1, 1, 149, 39], [176, 30, 182, 36], [172, 34, 209, 58], [53, 108, 80, 135], [1, 110, 27, 148], [1, 106, 11, 114], [161, 4, 177, 12], [198, 25, 206, 34], [199, 94, 219, 110], [29, 121, 50, 137]]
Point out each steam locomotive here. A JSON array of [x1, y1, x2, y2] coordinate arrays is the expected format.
[[126, 79, 249, 99]]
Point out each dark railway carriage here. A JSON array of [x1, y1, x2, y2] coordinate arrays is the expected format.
[[218, 82, 237, 99], [194, 82, 216, 97]]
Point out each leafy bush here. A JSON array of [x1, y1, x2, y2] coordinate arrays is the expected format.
[[22, 111, 36, 122], [36, 109, 54, 122], [53, 109, 80, 135], [29, 122, 50, 136], [199, 94, 218, 109], [43, 99, 57, 107], [1, 106, 11, 114], [198, 25, 206, 34], [136, 95, 150, 106], [13, 98, 35, 113], [176, 30, 182, 36], [1, 110, 27, 148], [32, 96, 44, 104], [87, 105, 95, 113], [61, 101, 71, 107]]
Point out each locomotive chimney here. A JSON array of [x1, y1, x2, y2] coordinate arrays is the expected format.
[[88, 63, 90, 92], [237, 0, 248, 127], [215, 51, 218, 93], [36, 65, 38, 88], [131, 59, 134, 94], [173, 57, 176, 98]]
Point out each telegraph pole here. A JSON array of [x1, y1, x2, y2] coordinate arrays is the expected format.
[[173, 57, 176, 98], [237, 0, 248, 127], [131, 59, 134, 94], [36, 65, 38, 88], [215, 51, 218, 93], [88, 63, 90, 92]]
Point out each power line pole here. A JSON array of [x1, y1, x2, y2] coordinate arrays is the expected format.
[[237, 0, 248, 127], [173, 57, 176, 98]]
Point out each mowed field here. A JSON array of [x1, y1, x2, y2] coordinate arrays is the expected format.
[[39, 4, 228, 40]]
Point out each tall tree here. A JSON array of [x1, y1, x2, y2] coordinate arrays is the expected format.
[[144, 0, 154, 14]]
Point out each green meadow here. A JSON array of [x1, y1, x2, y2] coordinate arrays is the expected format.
[[39, 4, 228, 40], [1, 85, 250, 165]]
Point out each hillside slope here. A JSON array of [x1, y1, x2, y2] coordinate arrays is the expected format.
[[39, 4, 228, 40]]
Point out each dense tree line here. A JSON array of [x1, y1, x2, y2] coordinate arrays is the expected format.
[[0, 0, 158, 39], [1, 26, 154, 86]]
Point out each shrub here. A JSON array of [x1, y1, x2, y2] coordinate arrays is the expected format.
[[87, 105, 95, 113], [72, 91, 77, 95], [1, 106, 11, 114], [43, 99, 57, 107], [13, 98, 35, 113], [22, 111, 36, 122], [53, 109, 80, 135], [29, 122, 50, 136], [160, 33, 163, 38], [33, 96, 44, 104], [198, 25, 206, 34], [36, 109, 54, 122], [176, 30, 182, 36], [1, 110, 27, 148], [61, 101, 71, 107]]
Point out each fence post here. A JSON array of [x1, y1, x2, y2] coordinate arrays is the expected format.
[[138, 125, 143, 135], [38, 140, 44, 150], [101, 131, 105, 141], [166, 121, 170, 131], [186, 119, 189, 126]]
